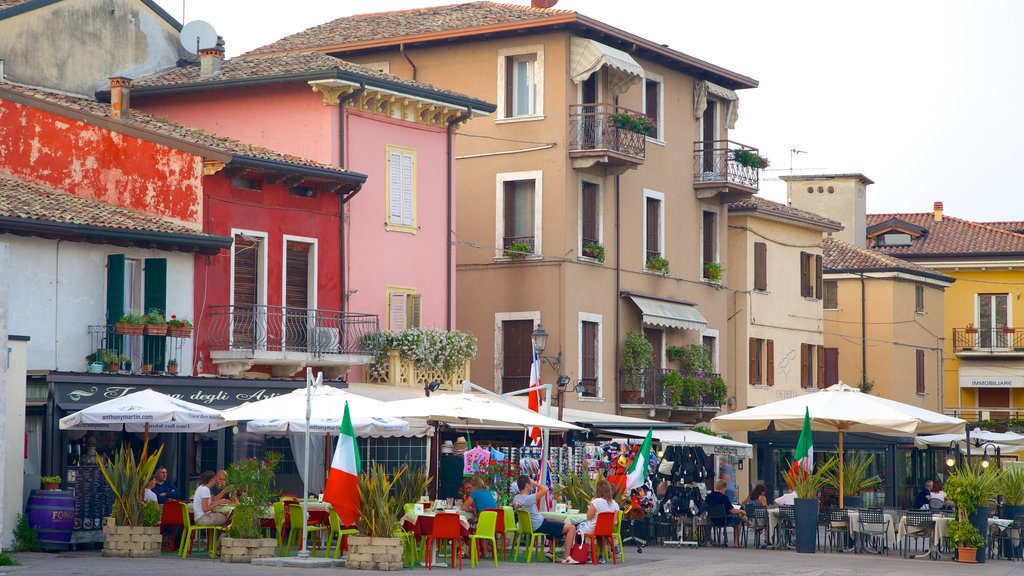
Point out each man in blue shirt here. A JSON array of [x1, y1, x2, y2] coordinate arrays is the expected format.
[[705, 480, 748, 547], [153, 466, 179, 503], [915, 480, 933, 509]]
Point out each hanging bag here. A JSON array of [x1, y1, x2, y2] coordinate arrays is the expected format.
[[569, 533, 591, 564]]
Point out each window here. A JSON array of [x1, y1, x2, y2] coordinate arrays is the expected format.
[[873, 232, 913, 247], [702, 210, 717, 278], [580, 180, 601, 259], [579, 313, 602, 398], [231, 177, 262, 191], [749, 338, 774, 386], [106, 254, 161, 364], [978, 293, 1010, 348], [915, 284, 925, 314], [823, 280, 838, 310], [496, 171, 542, 258], [500, 318, 535, 393], [800, 344, 825, 389], [386, 146, 416, 232], [498, 46, 544, 119], [387, 287, 421, 331], [643, 189, 664, 268], [799, 251, 822, 298], [643, 74, 663, 140], [284, 237, 317, 350], [702, 334, 718, 372], [753, 242, 767, 291], [916, 349, 925, 394], [231, 231, 267, 349]]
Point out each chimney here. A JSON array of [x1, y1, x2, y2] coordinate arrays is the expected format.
[[199, 44, 225, 78], [108, 76, 131, 120], [933, 201, 943, 222]]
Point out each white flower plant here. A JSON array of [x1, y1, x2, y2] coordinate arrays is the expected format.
[[365, 328, 478, 380]]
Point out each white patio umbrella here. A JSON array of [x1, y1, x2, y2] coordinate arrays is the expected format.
[[59, 388, 228, 433], [711, 382, 966, 507], [377, 392, 585, 431], [915, 429, 1024, 454]]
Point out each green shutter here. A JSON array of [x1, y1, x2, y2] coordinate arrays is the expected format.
[[106, 254, 125, 324], [144, 258, 167, 315]]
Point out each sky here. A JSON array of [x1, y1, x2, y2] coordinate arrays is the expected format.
[[155, 0, 1024, 222]]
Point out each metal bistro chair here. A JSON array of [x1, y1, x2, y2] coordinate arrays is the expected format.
[[856, 508, 889, 556], [705, 503, 731, 547], [902, 510, 935, 559], [776, 505, 796, 550], [993, 515, 1024, 562], [746, 504, 769, 549], [824, 508, 852, 552]]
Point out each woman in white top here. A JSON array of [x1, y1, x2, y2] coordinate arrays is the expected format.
[[144, 476, 158, 503], [192, 470, 229, 526], [569, 479, 620, 563]]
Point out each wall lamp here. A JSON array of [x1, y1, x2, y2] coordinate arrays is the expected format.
[[425, 380, 442, 397], [531, 323, 562, 374]]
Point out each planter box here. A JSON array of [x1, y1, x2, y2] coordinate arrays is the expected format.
[[101, 518, 161, 558], [144, 324, 168, 336], [169, 326, 193, 338], [346, 535, 403, 571], [115, 323, 144, 336], [957, 546, 978, 563], [221, 536, 277, 563], [794, 497, 818, 554]]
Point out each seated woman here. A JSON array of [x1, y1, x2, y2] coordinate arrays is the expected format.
[[741, 483, 768, 507], [569, 479, 619, 564], [193, 470, 231, 527]]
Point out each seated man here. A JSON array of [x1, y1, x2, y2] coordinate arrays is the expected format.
[[705, 479, 748, 547], [153, 466, 179, 503], [915, 480, 933, 510], [774, 490, 797, 506], [512, 475, 576, 562]]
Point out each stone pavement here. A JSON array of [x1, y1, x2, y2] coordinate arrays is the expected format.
[[4, 546, 1024, 576]]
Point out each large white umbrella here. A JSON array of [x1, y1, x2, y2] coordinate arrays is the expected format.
[[915, 429, 1024, 454], [711, 382, 965, 507], [378, 392, 585, 431], [59, 388, 228, 432]]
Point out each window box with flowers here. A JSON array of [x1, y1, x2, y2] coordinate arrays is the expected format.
[[504, 241, 532, 260], [645, 254, 669, 276], [583, 242, 605, 263], [610, 112, 656, 134], [732, 149, 770, 170], [142, 309, 167, 336], [166, 359, 178, 375], [167, 315, 192, 338], [115, 310, 145, 336]]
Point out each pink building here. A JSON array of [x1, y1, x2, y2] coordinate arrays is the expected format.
[[121, 52, 494, 352]]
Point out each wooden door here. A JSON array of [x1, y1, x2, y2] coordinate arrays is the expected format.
[[702, 100, 718, 173], [502, 320, 533, 393], [581, 73, 598, 149]]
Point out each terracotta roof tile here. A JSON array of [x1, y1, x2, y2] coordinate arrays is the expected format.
[[0, 83, 362, 181], [822, 238, 953, 281], [0, 172, 209, 236], [132, 51, 481, 105], [979, 221, 1024, 234], [728, 196, 842, 231], [866, 212, 1024, 257]]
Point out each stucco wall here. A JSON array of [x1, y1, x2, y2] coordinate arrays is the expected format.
[[0, 0, 183, 95], [6, 235, 194, 372], [2, 337, 26, 551]]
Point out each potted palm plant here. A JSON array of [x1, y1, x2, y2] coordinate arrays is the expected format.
[[220, 453, 281, 563], [823, 452, 881, 508], [946, 464, 1001, 564], [98, 439, 163, 558], [1001, 466, 1024, 521], [348, 463, 407, 570], [783, 455, 837, 554]]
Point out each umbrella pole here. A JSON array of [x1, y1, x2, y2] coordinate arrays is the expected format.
[[838, 429, 844, 509]]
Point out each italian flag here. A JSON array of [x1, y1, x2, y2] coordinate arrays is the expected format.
[[788, 407, 814, 479], [323, 401, 361, 527], [625, 428, 653, 491]]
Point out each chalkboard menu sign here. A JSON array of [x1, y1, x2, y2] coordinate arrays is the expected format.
[[66, 466, 114, 530]]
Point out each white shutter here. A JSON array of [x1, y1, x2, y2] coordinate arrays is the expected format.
[[389, 293, 407, 331], [388, 151, 403, 223], [400, 152, 414, 225]]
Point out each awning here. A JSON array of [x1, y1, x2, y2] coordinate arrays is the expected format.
[[694, 80, 740, 129], [603, 428, 753, 458], [625, 293, 707, 331], [570, 37, 644, 96]]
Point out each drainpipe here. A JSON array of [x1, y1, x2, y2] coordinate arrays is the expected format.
[[860, 272, 867, 390], [400, 44, 417, 81], [614, 173, 621, 415], [446, 108, 474, 330], [337, 85, 365, 312]]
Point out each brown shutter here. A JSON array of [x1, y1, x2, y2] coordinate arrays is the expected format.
[[504, 57, 514, 117], [754, 242, 767, 291], [389, 293, 407, 331], [581, 321, 598, 397], [703, 211, 715, 267], [817, 345, 826, 389], [824, 348, 839, 386], [766, 340, 775, 386], [749, 338, 757, 385], [232, 234, 259, 348], [285, 241, 310, 311], [799, 252, 809, 297], [815, 254, 823, 299], [581, 182, 598, 245], [800, 344, 809, 388], [502, 320, 534, 392], [644, 79, 659, 137], [916, 349, 925, 394], [503, 181, 515, 245], [646, 197, 659, 255], [408, 293, 422, 328]]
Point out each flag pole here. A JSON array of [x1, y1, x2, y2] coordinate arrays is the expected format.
[[299, 367, 312, 557], [838, 428, 845, 509]]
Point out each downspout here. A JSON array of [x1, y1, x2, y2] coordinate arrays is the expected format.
[[400, 44, 417, 82], [337, 85, 365, 312], [446, 108, 474, 330], [860, 272, 867, 391], [614, 173, 621, 415]]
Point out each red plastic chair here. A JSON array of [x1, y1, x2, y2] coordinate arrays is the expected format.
[[482, 508, 506, 559], [425, 512, 463, 570], [160, 499, 185, 552], [585, 512, 617, 565]]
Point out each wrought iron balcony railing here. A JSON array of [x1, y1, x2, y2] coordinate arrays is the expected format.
[[693, 140, 761, 190], [206, 305, 379, 357], [568, 103, 647, 161], [87, 324, 189, 374], [618, 368, 723, 410], [953, 327, 1024, 353]]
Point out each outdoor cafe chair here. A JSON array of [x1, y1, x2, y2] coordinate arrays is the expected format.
[[501, 506, 517, 558], [482, 508, 507, 559], [584, 512, 618, 565], [424, 512, 464, 570], [159, 499, 185, 553], [178, 502, 224, 559], [706, 503, 731, 547], [612, 510, 625, 561], [824, 508, 851, 552], [902, 510, 935, 559], [272, 501, 290, 554], [776, 505, 796, 549], [469, 510, 500, 568], [513, 509, 554, 563], [326, 507, 359, 559], [856, 508, 889, 556], [285, 503, 329, 556], [746, 504, 769, 549], [992, 515, 1024, 561]]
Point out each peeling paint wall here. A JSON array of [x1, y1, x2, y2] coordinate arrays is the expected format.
[[0, 0, 183, 95], [0, 99, 203, 225]]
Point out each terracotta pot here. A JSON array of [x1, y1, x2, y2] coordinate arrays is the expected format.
[[957, 546, 978, 563], [167, 365, 179, 375], [144, 324, 168, 336], [115, 323, 144, 336], [168, 326, 192, 338], [42, 482, 60, 490]]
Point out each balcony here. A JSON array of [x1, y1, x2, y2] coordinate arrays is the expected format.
[[206, 305, 379, 378], [692, 140, 761, 200], [87, 324, 191, 375], [953, 327, 1024, 357], [568, 103, 646, 173], [618, 368, 723, 412]]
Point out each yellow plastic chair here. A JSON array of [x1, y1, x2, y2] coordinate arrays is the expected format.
[[501, 506, 517, 559], [612, 510, 624, 563], [326, 507, 359, 559], [272, 501, 288, 554], [285, 504, 329, 556], [178, 502, 224, 559], [469, 510, 499, 568], [514, 509, 553, 563]]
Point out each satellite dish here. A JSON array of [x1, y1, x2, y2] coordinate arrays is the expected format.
[[180, 20, 218, 55]]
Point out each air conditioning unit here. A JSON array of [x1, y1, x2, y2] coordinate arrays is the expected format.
[[308, 327, 340, 353]]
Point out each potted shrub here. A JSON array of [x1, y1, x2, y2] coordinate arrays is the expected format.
[[783, 455, 837, 554], [98, 439, 163, 557], [142, 309, 167, 336], [948, 519, 985, 563], [965, 322, 978, 335], [115, 310, 145, 336], [703, 261, 723, 283], [40, 475, 61, 491], [166, 359, 179, 375], [220, 453, 281, 563], [142, 360, 154, 373], [732, 149, 770, 169], [823, 452, 881, 508], [167, 315, 193, 338], [1001, 466, 1024, 521], [620, 331, 652, 404], [645, 254, 669, 276], [583, 242, 605, 263], [348, 463, 407, 570], [946, 464, 1001, 564], [100, 350, 120, 372], [504, 241, 532, 260]]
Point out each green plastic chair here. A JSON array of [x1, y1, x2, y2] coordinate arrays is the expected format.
[[178, 502, 224, 559], [271, 501, 289, 554], [395, 529, 420, 568], [501, 506, 517, 559], [612, 510, 624, 563], [285, 504, 329, 556], [326, 507, 359, 559], [469, 510, 499, 568], [514, 509, 553, 563]]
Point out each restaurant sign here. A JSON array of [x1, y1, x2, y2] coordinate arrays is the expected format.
[[57, 383, 298, 409]]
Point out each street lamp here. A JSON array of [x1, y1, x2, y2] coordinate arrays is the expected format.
[[556, 375, 573, 421], [531, 323, 562, 374], [945, 441, 958, 468], [981, 442, 1000, 469]]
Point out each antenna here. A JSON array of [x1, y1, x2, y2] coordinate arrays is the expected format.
[[789, 148, 806, 175], [180, 20, 218, 55]]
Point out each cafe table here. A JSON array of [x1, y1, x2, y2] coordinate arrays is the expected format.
[[895, 513, 1013, 559], [541, 510, 588, 526]]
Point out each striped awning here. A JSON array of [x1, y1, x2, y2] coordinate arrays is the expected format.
[[625, 294, 707, 331], [570, 37, 644, 96]]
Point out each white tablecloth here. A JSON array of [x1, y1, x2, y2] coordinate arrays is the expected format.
[[896, 514, 1013, 546], [846, 510, 896, 546]]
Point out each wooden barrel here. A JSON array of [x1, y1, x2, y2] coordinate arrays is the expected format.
[[26, 489, 75, 551]]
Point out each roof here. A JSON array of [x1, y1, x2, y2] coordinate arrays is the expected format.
[[779, 173, 874, 185], [0, 82, 366, 185], [728, 196, 843, 231], [126, 51, 494, 112], [822, 238, 954, 283], [980, 221, 1024, 234], [246, 1, 757, 90], [0, 172, 231, 253], [866, 212, 1024, 259], [0, 0, 180, 29]]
